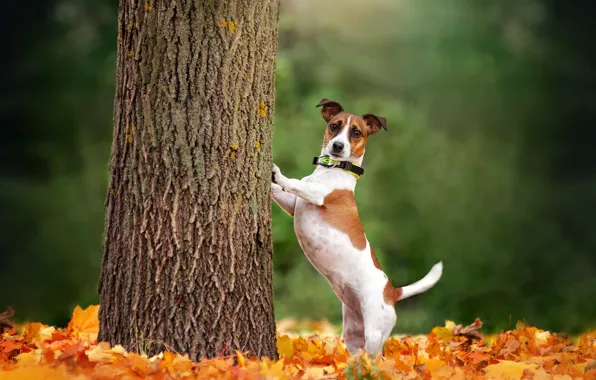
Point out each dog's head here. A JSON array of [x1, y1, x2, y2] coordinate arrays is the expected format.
[[316, 99, 387, 161]]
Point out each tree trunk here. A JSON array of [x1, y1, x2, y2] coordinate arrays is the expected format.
[[98, 0, 280, 361]]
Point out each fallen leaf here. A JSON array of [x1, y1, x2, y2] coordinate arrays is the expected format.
[[1, 304, 595, 380], [67, 305, 99, 342], [453, 318, 483, 341], [484, 360, 538, 379], [277, 335, 295, 358], [86, 344, 115, 364], [15, 349, 42, 366]]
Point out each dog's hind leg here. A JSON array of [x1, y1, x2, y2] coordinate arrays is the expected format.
[[361, 296, 397, 357], [341, 303, 365, 355]]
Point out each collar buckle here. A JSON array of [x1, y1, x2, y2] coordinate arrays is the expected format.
[[313, 155, 338, 168]]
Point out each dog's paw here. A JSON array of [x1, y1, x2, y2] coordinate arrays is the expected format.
[[272, 163, 282, 184], [271, 182, 283, 192]]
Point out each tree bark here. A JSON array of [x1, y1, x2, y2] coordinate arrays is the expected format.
[[98, 0, 280, 361]]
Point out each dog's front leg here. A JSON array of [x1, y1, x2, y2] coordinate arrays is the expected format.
[[272, 164, 329, 206], [271, 183, 297, 216]]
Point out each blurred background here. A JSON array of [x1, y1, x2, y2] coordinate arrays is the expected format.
[[1, 0, 595, 335]]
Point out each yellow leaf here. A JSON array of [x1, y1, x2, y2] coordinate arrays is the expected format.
[[534, 330, 551, 345], [16, 349, 42, 366], [516, 320, 528, 330], [68, 305, 99, 342], [111, 344, 127, 355], [0, 366, 84, 380], [161, 351, 176, 375], [433, 365, 457, 379], [259, 358, 285, 378], [444, 320, 456, 330], [304, 365, 335, 378], [86, 344, 115, 364], [25, 324, 55, 344], [276, 335, 294, 358], [484, 361, 538, 379], [432, 326, 454, 340], [236, 350, 247, 367], [172, 353, 193, 375], [422, 358, 445, 372], [307, 340, 324, 356]]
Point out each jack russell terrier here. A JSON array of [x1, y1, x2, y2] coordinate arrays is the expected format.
[[271, 99, 443, 356]]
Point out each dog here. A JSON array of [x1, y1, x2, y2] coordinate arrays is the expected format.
[[271, 98, 443, 356]]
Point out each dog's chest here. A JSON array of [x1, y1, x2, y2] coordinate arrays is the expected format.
[[293, 172, 368, 282]]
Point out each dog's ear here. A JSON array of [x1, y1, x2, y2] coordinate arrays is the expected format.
[[316, 98, 344, 122], [362, 114, 387, 135]]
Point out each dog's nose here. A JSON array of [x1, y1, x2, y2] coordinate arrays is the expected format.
[[332, 141, 344, 153]]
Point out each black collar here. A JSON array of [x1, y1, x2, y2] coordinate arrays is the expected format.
[[312, 155, 364, 179]]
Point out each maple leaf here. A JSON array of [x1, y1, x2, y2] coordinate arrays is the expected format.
[[23, 322, 55, 344], [468, 350, 490, 366], [585, 360, 596, 373], [3, 310, 596, 380], [431, 326, 455, 341], [259, 357, 285, 378], [15, 349, 42, 366], [1, 338, 22, 355], [304, 365, 335, 378], [171, 353, 193, 375], [67, 305, 99, 342], [0, 366, 83, 380], [126, 352, 154, 377], [421, 358, 445, 372], [86, 343, 115, 364], [452, 318, 483, 341], [235, 350, 248, 368], [484, 360, 538, 379], [276, 335, 294, 358]]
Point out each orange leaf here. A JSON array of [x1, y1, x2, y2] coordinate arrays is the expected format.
[[394, 358, 412, 373], [67, 305, 99, 342], [484, 361, 537, 379], [1, 339, 22, 354], [126, 352, 153, 377], [468, 350, 489, 365]]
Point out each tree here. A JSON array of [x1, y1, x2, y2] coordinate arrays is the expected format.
[[97, 0, 280, 361]]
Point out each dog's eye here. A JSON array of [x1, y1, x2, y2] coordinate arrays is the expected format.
[[329, 124, 339, 131], [352, 128, 362, 138]]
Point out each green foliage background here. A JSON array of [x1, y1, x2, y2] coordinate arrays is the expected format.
[[1, 0, 595, 335]]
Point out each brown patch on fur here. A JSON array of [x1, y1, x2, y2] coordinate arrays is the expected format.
[[362, 114, 387, 134], [317, 99, 344, 122], [319, 189, 366, 250], [383, 281, 403, 304], [348, 117, 369, 158], [370, 247, 382, 270]]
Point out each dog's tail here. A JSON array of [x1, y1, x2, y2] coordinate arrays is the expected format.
[[389, 261, 443, 303]]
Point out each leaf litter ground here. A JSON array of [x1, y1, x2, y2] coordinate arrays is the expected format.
[[1, 306, 595, 379]]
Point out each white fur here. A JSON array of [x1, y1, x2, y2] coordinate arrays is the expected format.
[[272, 165, 330, 206], [271, 183, 297, 216], [400, 261, 444, 301], [271, 158, 442, 357]]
